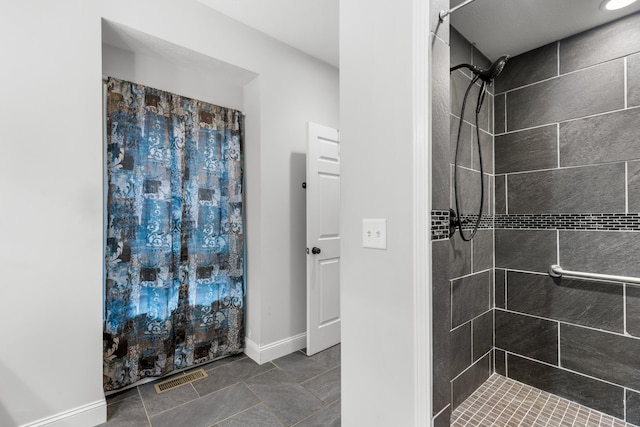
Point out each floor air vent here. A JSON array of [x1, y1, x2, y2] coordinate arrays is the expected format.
[[154, 369, 208, 394]]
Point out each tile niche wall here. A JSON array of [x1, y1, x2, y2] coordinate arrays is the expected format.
[[493, 11, 640, 425]]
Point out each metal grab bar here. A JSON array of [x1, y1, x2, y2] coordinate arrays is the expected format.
[[549, 264, 640, 285]]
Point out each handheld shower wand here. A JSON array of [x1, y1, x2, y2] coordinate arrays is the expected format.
[[450, 55, 509, 241]]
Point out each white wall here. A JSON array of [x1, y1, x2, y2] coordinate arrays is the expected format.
[[0, 1, 105, 426], [0, 1, 338, 425], [340, 0, 431, 425]]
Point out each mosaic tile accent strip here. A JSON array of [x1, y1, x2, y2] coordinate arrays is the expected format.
[[495, 213, 640, 231], [451, 373, 637, 427], [431, 210, 450, 240]]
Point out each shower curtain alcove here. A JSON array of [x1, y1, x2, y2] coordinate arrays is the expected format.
[[103, 77, 245, 392]]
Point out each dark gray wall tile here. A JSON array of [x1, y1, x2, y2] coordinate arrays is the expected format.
[[495, 42, 558, 93], [451, 270, 492, 328], [472, 229, 493, 273], [495, 349, 506, 376], [560, 323, 640, 391], [472, 129, 493, 174], [560, 230, 640, 278], [495, 175, 506, 215], [473, 311, 493, 361], [507, 271, 624, 333], [451, 70, 490, 133], [494, 93, 505, 134], [495, 310, 558, 365], [452, 353, 491, 410], [450, 27, 472, 75], [507, 163, 626, 214], [560, 108, 640, 167], [432, 35, 451, 211], [506, 59, 625, 131], [449, 230, 471, 280], [495, 269, 505, 309], [507, 353, 624, 419], [630, 52, 640, 108], [433, 405, 451, 427], [495, 125, 558, 174], [452, 166, 491, 215], [450, 115, 471, 169], [560, 13, 640, 74], [626, 285, 640, 337], [432, 240, 451, 413], [450, 322, 471, 379], [495, 229, 557, 273], [627, 160, 640, 212], [627, 390, 640, 426]]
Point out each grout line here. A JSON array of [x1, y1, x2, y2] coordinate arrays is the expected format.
[[137, 386, 153, 426]]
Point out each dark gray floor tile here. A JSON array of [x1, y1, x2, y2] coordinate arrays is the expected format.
[[138, 377, 199, 417], [217, 403, 284, 427], [451, 270, 492, 328], [495, 93, 505, 134], [495, 229, 557, 273], [308, 344, 340, 370], [561, 323, 640, 390], [449, 229, 471, 280], [627, 160, 640, 212], [273, 351, 328, 383], [507, 271, 623, 333], [560, 230, 640, 278], [627, 389, 640, 426], [301, 366, 340, 404], [495, 42, 558, 94], [105, 394, 150, 427], [433, 405, 451, 427], [495, 125, 557, 174], [508, 163, 625, 214], [560, 13, 640, 74], [473, 311, 493, 361], [507, 353, 624, 419], [450, 27, 473, 76], [506, 59, 624, 132], [193, 358, 275, 396], [472, 229, 493, 273], [202, 353, 247, 372], [451, 322, 472, 378], [495, 175, 506, 215], [630, 52, 640, 108], [451, 115, 472, 169], [626, 285, 640, 337], [495, 349, 506, 376], [495, 310, 558, 365], [106, 386, 142, 405], [150, 383, 259, 427], [294, 400, 340, 427], [560, 108, 640, 167], [495, 269, 506, 309], [472, 128, 493, 174], [432, 34, 451, 211], [245, 369, 324, 426], [433, 239, 451, 414], [452, 353, 491, 409]]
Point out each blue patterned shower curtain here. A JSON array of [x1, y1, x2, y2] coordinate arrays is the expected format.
[[103, 78, 245, 391]]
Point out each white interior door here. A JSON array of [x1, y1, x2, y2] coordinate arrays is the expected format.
[[306, 122, 341, 356]]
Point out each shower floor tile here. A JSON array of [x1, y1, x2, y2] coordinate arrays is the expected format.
[[452, 373, 637, 427]]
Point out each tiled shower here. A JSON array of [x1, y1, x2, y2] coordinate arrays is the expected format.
[[431, 9, 640, 427]]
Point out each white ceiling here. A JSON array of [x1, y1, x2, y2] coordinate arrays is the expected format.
[[450, 0, 640, 60], [196, 0, 339, 67]]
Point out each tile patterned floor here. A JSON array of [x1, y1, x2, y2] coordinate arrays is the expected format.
[[452, 373, 638, 427], [99, 344, 340, 427]]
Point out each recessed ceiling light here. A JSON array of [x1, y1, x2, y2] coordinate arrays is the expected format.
[[601, 0, 637, 10]]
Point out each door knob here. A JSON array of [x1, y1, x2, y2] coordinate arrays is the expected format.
[[312, 247, 321, 254]]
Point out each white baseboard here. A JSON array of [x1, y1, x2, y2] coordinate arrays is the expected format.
[[20, 399, 106, 427], [244, 332, 307, 364]]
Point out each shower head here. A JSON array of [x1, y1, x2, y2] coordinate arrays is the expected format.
[[450, 55, 510, 84]]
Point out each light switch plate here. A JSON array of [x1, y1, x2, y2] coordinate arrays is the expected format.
[[362, 218, 387, 250]]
